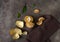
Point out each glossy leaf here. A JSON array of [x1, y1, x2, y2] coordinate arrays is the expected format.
[[22, 3, 27, 13]]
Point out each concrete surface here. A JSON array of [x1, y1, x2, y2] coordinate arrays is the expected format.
[[0, 0, 60, 42]]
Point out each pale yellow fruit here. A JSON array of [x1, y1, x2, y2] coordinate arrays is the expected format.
[[37, 17, 45, 25], [14, 28, 23, 35], [9, 28, 22, 36], [24, 16, 33, 22], [38, 17, 45, 21], [37, 21, 43, 25], [34, 9, 40, 14], [12, 33, 20, 39], [16, 21, 24, 28], [26, 22, 34, 28], [23, 31, 28, 35]]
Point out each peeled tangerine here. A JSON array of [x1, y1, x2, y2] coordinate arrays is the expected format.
[[24, 16, 33, 22], [16, 21, 24, 28], [12, 33, 20, 39], [26, 22, 34, 28]]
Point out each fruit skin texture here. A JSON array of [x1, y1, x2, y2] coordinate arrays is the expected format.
[[16, 21, 24, 28], [26, 22, 34, 28], [24, 16, 33, 22]]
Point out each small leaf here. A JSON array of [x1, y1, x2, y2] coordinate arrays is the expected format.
[[22, 3, 27, 13], [17, 12, 21, 18]]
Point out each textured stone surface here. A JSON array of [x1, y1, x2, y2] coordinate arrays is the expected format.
[[0, 0, 60, 42]]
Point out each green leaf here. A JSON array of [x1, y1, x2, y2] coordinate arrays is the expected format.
[[17, 12, 21, 18], [22, 4, 27, 13]]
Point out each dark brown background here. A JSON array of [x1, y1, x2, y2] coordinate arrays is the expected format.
[[0, 0, 60, 42]]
